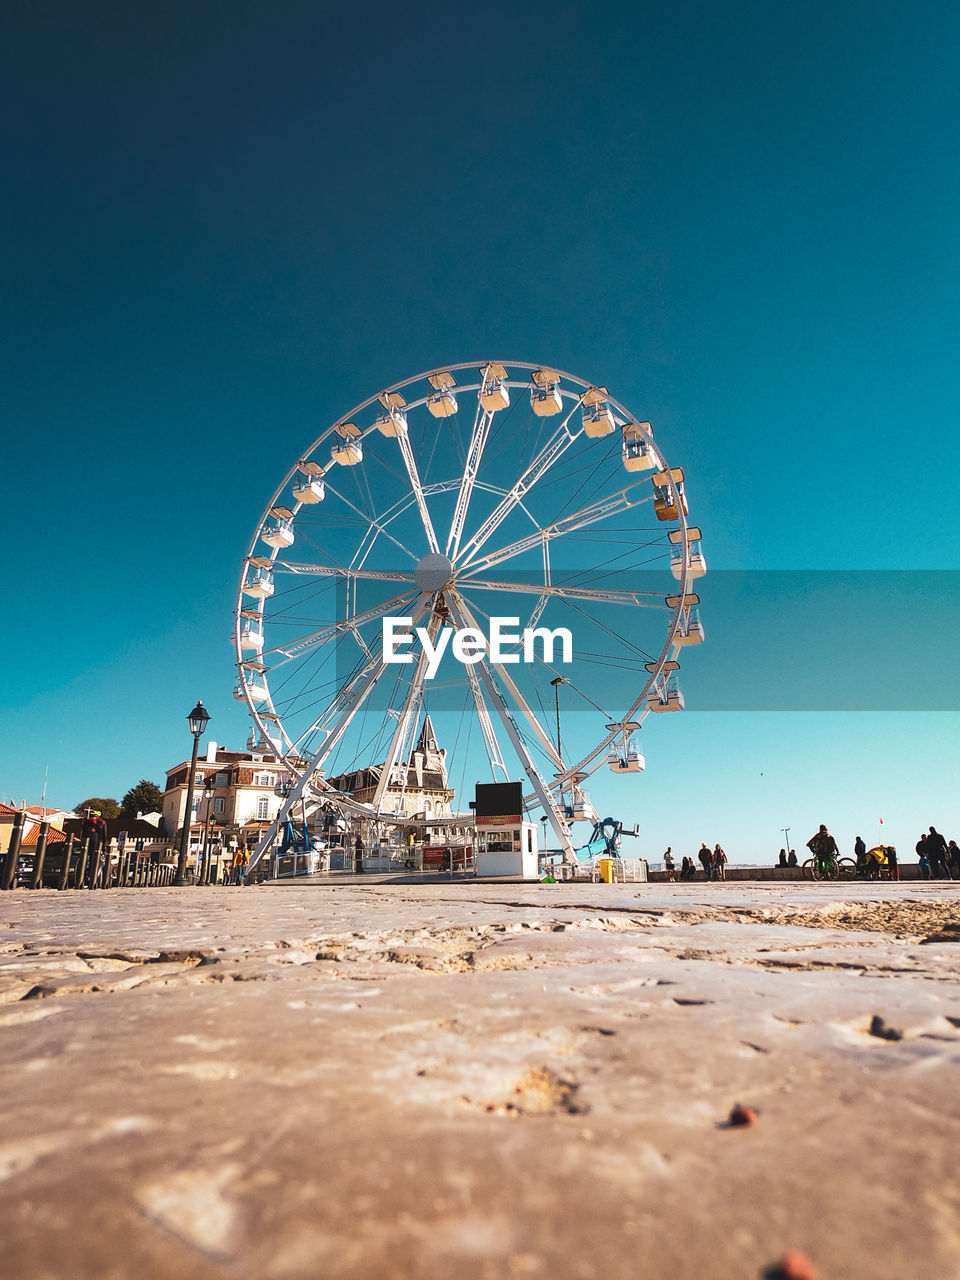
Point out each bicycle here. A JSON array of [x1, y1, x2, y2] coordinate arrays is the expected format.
[[802, 853, 856, 881]]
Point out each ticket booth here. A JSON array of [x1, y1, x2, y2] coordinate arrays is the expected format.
[[475, 821, 539, 879], [473, 782, 539, 879]]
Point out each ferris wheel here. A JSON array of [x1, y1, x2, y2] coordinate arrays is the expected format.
[[234, 361, 705, 863]]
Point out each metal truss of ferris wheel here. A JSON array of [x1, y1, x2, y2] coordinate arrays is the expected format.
[[234, 361, 706, 867]]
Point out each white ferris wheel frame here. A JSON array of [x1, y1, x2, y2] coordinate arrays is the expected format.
[[234, 360, 702, 867]]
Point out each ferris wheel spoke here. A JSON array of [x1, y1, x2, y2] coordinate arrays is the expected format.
[[321, 477, 420, 564], [445, 591, 574, 857], [445, 397, 494, 560], [455, 593, 565, 773], [455, 398, 586, 567], [461, 578, 668, 608], [370, 614, 443, 811], [263, 589, 420, 663], [458, 479, 657, 577], [290, 597, 431, 763], [274, 562, 417, 585], [462, 660, 510, 781], [394, 427, 441, 555], [249, 647, 403, 871]]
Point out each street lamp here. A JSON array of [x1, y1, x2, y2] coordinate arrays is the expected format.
[[275, 776, 292, 878], [175, 700, 210, 886], [201, 774, 216, 885], [550, 676, 568, 758]]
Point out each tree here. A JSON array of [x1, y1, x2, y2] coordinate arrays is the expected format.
[[75, 797, 120, 820], [120, 780, 164, 820]]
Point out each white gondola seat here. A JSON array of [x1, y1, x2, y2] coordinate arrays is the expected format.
[[531, 385, 563, 416], [262, 521, 294, 549], [376, 408, 408, 436], [293, 476, 325, 503], [240, 622, 264, 650], [583, 407, 616, 438], [427, 391, 458, 418], [675, 620, 705, 646], [480, 380, 509, 412], [331, 439, 363, 465], [244, 573, 274, 599], [648, 689, 684, 711], [623, 438, 656, 470], [670, 545, 707, 579]]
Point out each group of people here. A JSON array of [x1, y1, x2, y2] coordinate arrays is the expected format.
[[663, 843, 727, 882], [661, 823, 959, 883], [791, 823, 959, 881], [915, 826, 960, 879]]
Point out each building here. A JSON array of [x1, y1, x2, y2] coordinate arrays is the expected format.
[[161, 740, 302, 871], [0, 802, 72, 854], [326, 714, 456, 823]]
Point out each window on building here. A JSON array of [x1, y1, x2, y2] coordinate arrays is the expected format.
[[214, 797, 225, 814], [255, 773, 274, 787], [216, 772, 229, 787], [190, 798, 200, 817], [256, 797, 269, 820]]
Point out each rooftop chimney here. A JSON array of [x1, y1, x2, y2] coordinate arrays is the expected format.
[[206, 740, 218, 764]]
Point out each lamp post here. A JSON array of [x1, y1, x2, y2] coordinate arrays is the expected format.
[[175, 700, 211, 886], [201, 775, 216, 885], [549, 676, 568, 758], [276, 776, 293, 877]]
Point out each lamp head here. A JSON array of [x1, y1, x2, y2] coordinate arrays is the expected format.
[[187, 700, 210, 737]]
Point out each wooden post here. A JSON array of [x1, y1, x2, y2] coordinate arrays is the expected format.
[[30, 821, 51, 889], [58, 833, 75, 890], [76, 836, 90, 888], [1, 812, 24, 890]]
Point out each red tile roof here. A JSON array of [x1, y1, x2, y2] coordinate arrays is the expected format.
[[20, 823, 67, 847]]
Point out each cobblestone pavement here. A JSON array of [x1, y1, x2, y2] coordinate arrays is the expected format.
[[2, 880, 959, 1279]]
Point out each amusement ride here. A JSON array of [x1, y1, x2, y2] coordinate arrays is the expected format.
[[233, 361, 705, 874]]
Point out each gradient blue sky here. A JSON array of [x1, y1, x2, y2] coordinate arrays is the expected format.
[[3, 0, 958, 860]]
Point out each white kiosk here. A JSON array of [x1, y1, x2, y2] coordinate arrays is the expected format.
[[473, 782, 539, 880]]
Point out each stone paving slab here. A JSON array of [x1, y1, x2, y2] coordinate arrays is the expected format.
[[1, 881, 959, 1279]]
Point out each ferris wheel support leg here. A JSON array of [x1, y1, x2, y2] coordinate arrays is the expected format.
[[370, 612, 443, 812], [446, 593, 576, 865], [245, 602, 430, 879]]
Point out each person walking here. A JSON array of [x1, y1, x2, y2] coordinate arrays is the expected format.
[[663, 848, 676, 882], [927, 827, 950, 878], [916, 832, 931, 879], [233, 846, 249, 885], [713, 843, 727, 881], [698, 843, 713, 881], [354, 834, 364, 875], [887, 845, 899, 881], [854, 836, 867, 871]]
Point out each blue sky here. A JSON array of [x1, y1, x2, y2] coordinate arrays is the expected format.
[[2, 0, 958, 860]]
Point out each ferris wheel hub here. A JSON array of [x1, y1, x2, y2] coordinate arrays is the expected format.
[[415, 552, 454, 593]]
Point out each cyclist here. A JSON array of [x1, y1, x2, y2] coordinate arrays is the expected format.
[[806, 824, 840, 876]]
